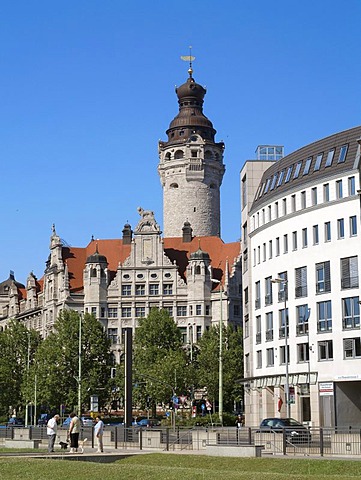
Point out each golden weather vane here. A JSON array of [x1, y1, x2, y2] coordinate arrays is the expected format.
[[180, 46, 195, 77]]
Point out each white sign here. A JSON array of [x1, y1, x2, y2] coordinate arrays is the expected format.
[[319, 382, 334, 396]]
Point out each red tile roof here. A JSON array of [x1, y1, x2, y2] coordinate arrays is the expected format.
[[61, 236, 240, 293]]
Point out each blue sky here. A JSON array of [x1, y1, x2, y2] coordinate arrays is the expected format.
[[1, 0, 361, 284]]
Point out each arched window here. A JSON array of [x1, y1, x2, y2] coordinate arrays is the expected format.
[[91, 268, 97, 277], [170, 183, 178, 189], [195, 265, 201, 275], [165, 152, 171, 161], [174, 150, 184, 159]]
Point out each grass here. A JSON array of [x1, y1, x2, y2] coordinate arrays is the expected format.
[[0, 453, 361, 480]]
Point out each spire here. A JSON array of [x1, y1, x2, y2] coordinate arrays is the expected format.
[[180, 46, 195, 79]]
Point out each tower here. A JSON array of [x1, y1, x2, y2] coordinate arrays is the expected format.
[[158, 61, 225, 238]]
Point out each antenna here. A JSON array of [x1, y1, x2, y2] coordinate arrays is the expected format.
[[180, 46, 195, 77]]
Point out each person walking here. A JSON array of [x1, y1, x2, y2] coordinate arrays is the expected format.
[[67, 412, 81, 453], [47, 414, 60, 453], [94, 415, 104, 453]]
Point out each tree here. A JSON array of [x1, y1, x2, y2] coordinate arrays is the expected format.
[[0, 321, 40, 416], [29, 310, 114, 413], [197, 325, 243, 413], [133, 308, 190, 412]]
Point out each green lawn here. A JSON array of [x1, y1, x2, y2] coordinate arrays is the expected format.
[[1, 454, 361, 480]]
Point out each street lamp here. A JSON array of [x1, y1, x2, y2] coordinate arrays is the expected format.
[[210, 277, 223, 425], [78, 312, 82, 417], [272, 277, 290, 418]]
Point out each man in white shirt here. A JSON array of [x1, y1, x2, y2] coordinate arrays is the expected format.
[[47, 414, 60, 453], [94, 416, 104, 453]]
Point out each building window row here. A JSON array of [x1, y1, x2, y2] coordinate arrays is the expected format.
[[252, 174, 356, 230], [254, 217, 357, 265], [254, 148, 351, 206], [258, 335, 361, 368], [254, 296, 359, 345]]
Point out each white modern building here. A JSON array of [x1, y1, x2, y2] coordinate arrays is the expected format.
[[241, 126, 361, 428]]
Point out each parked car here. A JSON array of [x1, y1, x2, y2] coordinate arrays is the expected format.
[[135, 418, 161, 428], [62, 415, 95, 427], [38, 413, 52, 426], [81, 416, 95, 427], [7, 417, 24, 427], [259, 417, 311, 443]]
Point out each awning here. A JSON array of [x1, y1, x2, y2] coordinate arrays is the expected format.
[[238, 371, 318, 389]]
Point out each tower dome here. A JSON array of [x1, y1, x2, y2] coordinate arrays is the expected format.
[[158, 63, 225, 238]]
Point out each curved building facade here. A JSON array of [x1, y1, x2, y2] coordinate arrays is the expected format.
[[241, 126, 361, 427]]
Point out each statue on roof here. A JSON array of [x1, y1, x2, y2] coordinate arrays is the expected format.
[[135, 207, 161, 234]]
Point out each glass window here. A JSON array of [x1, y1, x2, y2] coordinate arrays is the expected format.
[[303, 157, 312, 175], [316, 261, 331, 293], [121, 307, 131, 318], [348, 176, 356, 196], [276, 237, 280, 256], [266, 348, 274, 367], [297, 343, 309, 363], [283, 234, 288, 254], [122, 285, 131, 296], [338, 144, 348, 163], [135, 306, 146, 318], [350, 216, 357, 236], [295, 266, 307, 298], [264, 178, 272, 194], [323, 183, 330, 202], [275, 202, 279, 218], [177, 306, 187, 317], [266, 312, 273, 341], [324, 221, 331, 242], [342, 297, 360, 329], [265, 276, 273, 306], [337, 218, 345, 239], [149, 284, 159, 295], [108, 307, 118, 318], [285, 165, 293, 183], [341, 256, 359, 289], [135, 284, 145, 296], [163, 284, 173, 295], [292, 231, 298, 251], [163, 306, 173, 317], [344, 337, 361, 359], [256, 315, 262, 344], [318, 340, 333, 361], [336, 180, 343, 199], [302, 228, 308, 248], [314, 153, 323, 171], [313, 225, 319, 245], [317, 300, 332, 331], [277, 169, 285, 187], [256, 350, 262, 369], [311, 187, 317, 206], [301, 191, 306, 209], [107, 328, 118, 344], [196, 304, 202, 315], [296, 304, 309, 335], [279, 308, 289, 338], [325, 149, 335, 167], [270, 173, 278, 190], [255, 281, 261, 309], [291, 194, 296, 212], [293, 161, 302, 179], [283, 198, 287, 215]]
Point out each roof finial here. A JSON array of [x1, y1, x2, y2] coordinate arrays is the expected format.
[[181, 46, 195, 78]]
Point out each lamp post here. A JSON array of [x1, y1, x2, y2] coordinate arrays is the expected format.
[[272, 277, 290, 418], [210, 277, 223, 425], [78, 312, 82, 417]]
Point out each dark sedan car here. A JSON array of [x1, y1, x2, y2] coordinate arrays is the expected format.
[[259, 417, 311, 443]]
